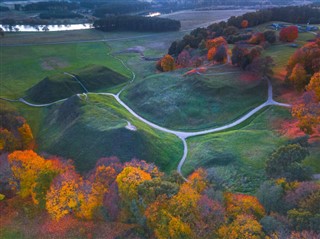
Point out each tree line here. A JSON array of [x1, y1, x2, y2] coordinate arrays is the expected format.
[[92, 1, 151, 18], [93, 16, 181, 32], [168, 5, 320, 57], [23, 1, 79, 11]]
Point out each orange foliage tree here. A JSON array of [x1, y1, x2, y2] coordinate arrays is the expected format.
[[160, 54, 175, 72], [307, 72, 320, 101], [248, 33, 265, 45], [18, 123, 35, 150], [289, 63, 308, 91], [287, 39, 320, 80], [187, 168, 207, 193], [279, 26, 298, 42], [8, 150, 54, 198], [224, 192, 265, 220], [206, 37, 228, 63], [241, 20, 249, 28], [292, 91, 320, 134]]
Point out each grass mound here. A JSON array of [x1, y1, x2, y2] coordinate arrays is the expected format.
[[122, 66, 267, 131], [25, 65, 129, 103], [73, 65, 128, 91], [37, 94, 182, 173], [25, 73, 83, 103]]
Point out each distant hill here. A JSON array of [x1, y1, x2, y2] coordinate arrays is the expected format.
[[25, 65, 129, 104]]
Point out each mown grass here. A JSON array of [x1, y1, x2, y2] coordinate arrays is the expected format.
[[122, 65, 267, 131], [182, 106, 292, 193], [37, 94, 183, 173], [0, 42, 132, 99]]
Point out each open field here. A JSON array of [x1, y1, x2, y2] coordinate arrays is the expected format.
[[0, 42, 132, 99], [182, 106, 293, 193], [122, 65, 267, 131], [36, 94, 183, 173], [161, 9, 251, 30]]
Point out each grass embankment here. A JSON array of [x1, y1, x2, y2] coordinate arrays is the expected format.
[[37, 94, 183, 173], [0, 42, 131, 99], [183, 106, 292, 193], [122, 65, 267, 131], [25, 65, 129, 103]]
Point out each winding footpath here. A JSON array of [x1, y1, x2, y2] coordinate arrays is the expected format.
[[0, 49, 292, 178]]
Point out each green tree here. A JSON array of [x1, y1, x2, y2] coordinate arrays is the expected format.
[[265, 144, 311, 181]]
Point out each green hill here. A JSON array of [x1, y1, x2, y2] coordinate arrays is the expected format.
[[25, 65, 129, 104], [37, 94, 182, 173], [122, 66, 267, 131]]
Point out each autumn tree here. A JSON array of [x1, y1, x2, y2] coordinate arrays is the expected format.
[[145, 195, 194, 239], [206, 37, 228, 63], [160, 54, 175, 72], [224, 192, 265, 220], [218, 214, 265, 239], [292, 91, 320, 134], [76, 165, 117, 219], [248, 32, 265, 45], [187, 168, 208, 194], [241, 20, 249, 28], [18, 123, 35, 150], [0, 129, 16, 152], [8, 150, 52, 198], [287, 39, 320, 81], [289, 63, 308, 92], [279, 26, 298, 42], [116, 166, 151, 222], [307, 72, 320, 101], [46, 170, 82, 220]]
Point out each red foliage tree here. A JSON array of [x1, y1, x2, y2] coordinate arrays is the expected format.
[[279, 26, 299, 42]]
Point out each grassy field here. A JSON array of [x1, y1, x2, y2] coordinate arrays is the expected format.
[[0, 42, 132, 99], [36, 94, 183, 173], [122, 65, 267, 131], [182, 106, 292, 193], [161, 9, 251, 30]]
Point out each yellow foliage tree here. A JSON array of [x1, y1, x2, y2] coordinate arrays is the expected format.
[[46, 171, 82, 220], [218, 214, 264, 239], [8, 150, 52, 198], [307, 72, 320, 101], [116, 166, 151, 201], [18, 123, 35, 150]]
